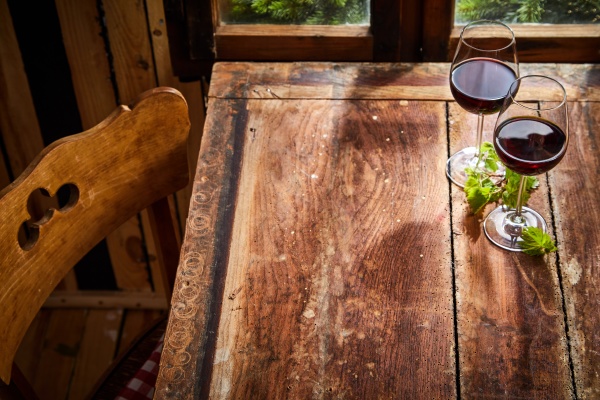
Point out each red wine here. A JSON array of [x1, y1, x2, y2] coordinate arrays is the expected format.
[[450, 58, 517, 115], [495, 116, 567, 176]]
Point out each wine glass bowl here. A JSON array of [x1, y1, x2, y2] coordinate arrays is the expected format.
[[483, 75, 569, 251], [495, 116, 568, 175], [447, 20, 519, 187], [450, 58, 518, 115]]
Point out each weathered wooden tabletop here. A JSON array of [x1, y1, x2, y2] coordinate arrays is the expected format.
[[155, 62, 600, 399]]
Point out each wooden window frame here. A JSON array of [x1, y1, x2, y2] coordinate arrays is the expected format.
[[449, 24, 600, 63], [214, 25, 373, 61], [164, 0, 599, 79]]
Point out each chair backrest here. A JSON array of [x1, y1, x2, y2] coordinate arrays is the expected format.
[[0, 87, 190, 386]]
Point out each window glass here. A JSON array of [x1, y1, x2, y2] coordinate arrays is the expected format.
[[219, 0, 370, 25], [455, 0, 600, 24]]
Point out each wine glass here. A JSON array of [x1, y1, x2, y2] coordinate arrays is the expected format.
[[447, 20, 519, 187], [483, 75, 569, 251]]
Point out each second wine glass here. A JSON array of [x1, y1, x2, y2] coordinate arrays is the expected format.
[[447, 20, 519, 187], [483, 75, 569, 251]]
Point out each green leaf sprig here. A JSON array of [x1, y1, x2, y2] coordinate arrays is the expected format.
[[464, 167, 502, 215], [462, 142, 557, 256], [464, 141, 539, 214], [521, 226, 558, 256]]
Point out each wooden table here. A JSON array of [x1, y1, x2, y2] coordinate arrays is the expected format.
[[155, 62, 600, 399]]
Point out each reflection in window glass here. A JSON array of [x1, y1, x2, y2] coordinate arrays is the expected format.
[[455, 0, 600, 24], [219, 0, 370, 25]]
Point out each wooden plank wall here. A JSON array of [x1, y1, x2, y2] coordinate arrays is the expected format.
[[0, 0, 206, 397]]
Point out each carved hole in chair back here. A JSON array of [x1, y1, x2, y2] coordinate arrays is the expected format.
[[19, 183, 80, 250]]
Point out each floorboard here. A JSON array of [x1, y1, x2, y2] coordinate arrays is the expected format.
[[14, 308, 165, 400]]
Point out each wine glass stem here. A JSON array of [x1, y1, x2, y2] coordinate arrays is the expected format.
[[475, 113, 484, 163], [512, 175, 526, 223]]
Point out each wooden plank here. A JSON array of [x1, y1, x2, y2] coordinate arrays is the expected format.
[[30, 309, 87, 399], [3, 0, 75, 291], [211, 98, 455, 398], [102, 0, 160, 293], [156, 95, 456, 398], [208, 62, 452, 99], [68, 309, 123, 400], [44, 290, 169, 309], [214, 25, 373, 61], [104, 218, 153, 291], [156, 98, 239, 399], [55, 0, 149, 295], [104, 0, 156, 104], [448, 101, 573, 397], [0, 87, 190, 386], [147, 0, 206, 247], [147, 0, 182, 301], [54, 0, 117, 127], [0, 0, 46, 176], [146, 0, 179, 88], [552, 101, 600, 399], [207, 62, 600, 102], [172, 81, 206, 228], [14, 310, 52, 380]]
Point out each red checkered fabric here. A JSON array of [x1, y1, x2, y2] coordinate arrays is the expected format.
[[115, 334, 164, 400]]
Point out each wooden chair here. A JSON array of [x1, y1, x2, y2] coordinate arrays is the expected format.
[[0, 87, 190, 398]]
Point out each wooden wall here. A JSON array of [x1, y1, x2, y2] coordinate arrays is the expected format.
[[1, 0, 206, 305], [0, 0, 206, 397]]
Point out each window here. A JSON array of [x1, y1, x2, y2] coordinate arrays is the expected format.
[[451, 0, 600, 63], [163, 0, 600, 79], [455, 0, 600, 24]]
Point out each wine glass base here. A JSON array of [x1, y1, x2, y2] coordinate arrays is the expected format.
[[483, 205, 547, 251], [446, 147, 505, 188]]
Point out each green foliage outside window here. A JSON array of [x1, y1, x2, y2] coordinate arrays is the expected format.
[[222, 0, 600, 25], [455, 0, 600, 23], [223, 0, 369, 24]]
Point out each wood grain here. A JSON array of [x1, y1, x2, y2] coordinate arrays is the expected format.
[[104, 0, 167, 297], [214, 25, 373, 61], [68, 309, 122, 399], [552, 101, 600, 399], [55, 0, 117, 128], [147, 0, 206, 234], [0, 88, 190, 385], [14, 310, 51, 380], [157, 62, 600, 399], [3, 1, 197, 396], [156, 98, 243, 399], [0, 0, 46, 177], [208, 62, 600, 102], [157, 78, 456, 397], [214, 98, 454, 399], [104, 0, 156, 104], [31, 309, 86, 399], [449, 102, 573, 398], [56, 0, 151, 297]]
